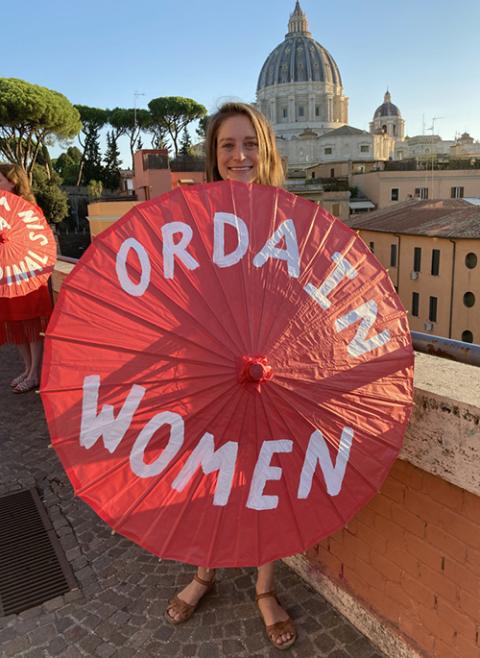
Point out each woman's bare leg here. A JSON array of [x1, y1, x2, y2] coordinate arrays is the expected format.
[[11, 343, 31, 386], [26, 340, 43, 382], [256, 562, 294, 646]]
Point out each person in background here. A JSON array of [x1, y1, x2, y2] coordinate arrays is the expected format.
[[0, 164, 52, 393], [164, 103, 297, 651]]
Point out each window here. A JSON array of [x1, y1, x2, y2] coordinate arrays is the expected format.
[[282, 107, 288, 119], [143, 153, 168, 170], [369, 242, 375, 253], [330, 168, 335, 178], [332, 203, 340, 216], [390, 244, 398, 267], [462, 330, 473, 343], [311, 172, 315, 179], [298, 106, 304, 117], [451, 186, 464, 199], [413, 247, 422, 272], [414, 187, 429, 199], [465, 252, 478, 269], [360, 145, 370, 153], [324, 147, 332, 155], [429, 296, 438, 322], [393, 125, 397, 136], [431, 249, 440, 276], [315, 105, 320, 117], [391, 188, 399, 201], [463, 292, 475, 307], [412, 292, 419, 317], [397, 150, 404, 159]]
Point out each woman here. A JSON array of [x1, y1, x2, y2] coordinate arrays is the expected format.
[[0, 164, 52, 393], [165, 103, 296, 650]]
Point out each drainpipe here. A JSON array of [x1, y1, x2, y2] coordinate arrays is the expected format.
[[448, 239, 456, 338], [394, 234, 401, 290]]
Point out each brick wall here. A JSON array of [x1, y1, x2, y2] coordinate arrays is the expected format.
[[305, 460, 480, 658]]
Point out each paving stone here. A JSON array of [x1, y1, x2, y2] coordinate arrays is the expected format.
[[42, 596, 65, 612], [198, 641, 220, 658], [313, 631, 336, 653], [95, 641, 117, 658], [27, 623, 56, 645], [46, 635, 68, 656], [3, 636, 30, 657], [330, 649, 352, 658], [222, 638, 246, 654]]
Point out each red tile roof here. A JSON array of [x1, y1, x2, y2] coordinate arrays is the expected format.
[[346, 199, 480, 238]]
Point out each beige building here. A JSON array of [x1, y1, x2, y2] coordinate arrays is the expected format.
[[285, 181, 350, 220], [352, 168, 480, 208], [347, 199, 480, 343]]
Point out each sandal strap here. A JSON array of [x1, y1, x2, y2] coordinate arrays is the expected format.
[[255, 590, 278, 603], [166, 595, 194, 620], [193, 572, 215, 588], [266, 617, 294, 636]]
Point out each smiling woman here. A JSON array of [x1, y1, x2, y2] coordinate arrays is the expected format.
[[166, 102, 295, 649], [205, 101, 284, 187]]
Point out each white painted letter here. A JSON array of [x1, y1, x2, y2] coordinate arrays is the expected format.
[[0, 196, 11, 211], [213, 212, 249, 268], [304, 252, 357, 309], [335, 299, 391, 357], [253, 219, 300, 278], [247, 440, 293, 510], [12, 262, 29, 283], [130, 411, 184, 478], [80, 375, 145, 453], [0, 216, 11, 230], [172, 432, 238, 506], [28, 231, 48, 246], [162, 221, 200, 279], [18, 209, 39, 224], [298, 426, 354, 498], [116, 237, 151, 297]]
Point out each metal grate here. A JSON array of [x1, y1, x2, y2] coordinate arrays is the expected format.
[[0, 488, 76, 616]]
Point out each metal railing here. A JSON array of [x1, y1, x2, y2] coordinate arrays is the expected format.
[[411, 331, 480, 367]]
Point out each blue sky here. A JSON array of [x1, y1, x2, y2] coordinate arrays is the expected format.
[[3, 0, 480, 164]]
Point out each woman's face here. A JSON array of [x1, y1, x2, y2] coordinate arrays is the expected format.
[[216, 114, 259, 183], [0, 171, 15, 193]]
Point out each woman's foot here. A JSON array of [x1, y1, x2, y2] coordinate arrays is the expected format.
[[12, 378, 39, 394], [10, 371, 28, 388], [256, 591, 297, 650], [165, 570, 215, 624]]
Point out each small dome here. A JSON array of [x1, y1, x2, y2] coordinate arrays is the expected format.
[[374, 91, 401, 118], [257, 2, 342, 90]]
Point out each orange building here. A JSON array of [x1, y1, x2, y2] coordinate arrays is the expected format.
[[347, 199, 480, 343], [87, 150, 207, 237]]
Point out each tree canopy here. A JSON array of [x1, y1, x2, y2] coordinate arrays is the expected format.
[[74, 105, 109, 185], [148, 96, 207, 157], [108, 107, 151, 170], [0, 78, 81, 174]]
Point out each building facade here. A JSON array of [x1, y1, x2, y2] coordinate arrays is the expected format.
[[352, 169, 480, 208], [347, 199, 480, 342]]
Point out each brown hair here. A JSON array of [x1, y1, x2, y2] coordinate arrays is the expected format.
[[0, 163, 36, 204], [205, 102, 284, 187]]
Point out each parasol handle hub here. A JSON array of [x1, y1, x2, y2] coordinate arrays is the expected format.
[[240, 356, 273, 384], [0, 231, 8, 244]]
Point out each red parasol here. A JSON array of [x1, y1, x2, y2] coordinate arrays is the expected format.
[[40, 181, 414, 568], [0, 191, 56, 298]]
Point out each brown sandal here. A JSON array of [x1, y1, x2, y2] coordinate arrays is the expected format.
[[256, 591, 297, 651], [164, 572, 215, 625]]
